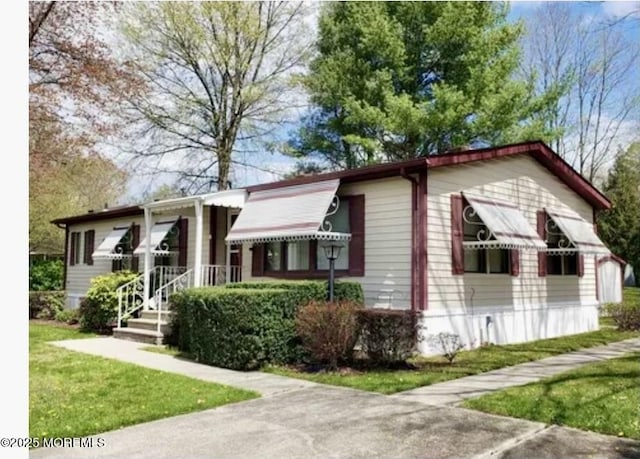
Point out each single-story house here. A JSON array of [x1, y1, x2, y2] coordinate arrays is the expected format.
[[51, 140, 620, 353]]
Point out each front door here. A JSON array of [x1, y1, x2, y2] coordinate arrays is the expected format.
[[229, 213, 242, 282]]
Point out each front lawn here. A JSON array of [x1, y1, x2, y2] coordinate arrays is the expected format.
[[30, 323, 258, 439], [264, 327, 640, 394], [462, 352, 640, 440]]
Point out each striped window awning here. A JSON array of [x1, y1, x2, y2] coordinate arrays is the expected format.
[[545, 208, 609, 254], [225, 179, 351, 244], [462, 193, 547, 250], [133, 220, 179, 255], [92, 226, 131, 260]]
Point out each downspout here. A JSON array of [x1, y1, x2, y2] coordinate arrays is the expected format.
[[401, 168, 419, 312]]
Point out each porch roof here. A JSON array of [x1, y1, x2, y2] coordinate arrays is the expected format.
[[92, 226, 132, 260], [225, 179, 351, 244], [462, 193, 547, 250], [545, 208, 609, 254], [142, 189, 247, 212]]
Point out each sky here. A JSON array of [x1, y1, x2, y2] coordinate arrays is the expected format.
[[116, 0, 640, 203]]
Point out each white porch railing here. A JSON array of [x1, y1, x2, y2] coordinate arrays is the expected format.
[[153, 269, 193, 335], [116, 273, 145, 329], [200, 264, 241, 286], [116, 264, 240, 331]]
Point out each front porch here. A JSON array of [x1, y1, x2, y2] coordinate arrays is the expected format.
[[110, 189, 247, 344]]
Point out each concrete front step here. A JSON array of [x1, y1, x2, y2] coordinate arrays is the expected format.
[[113, 327, 164, 345], [140, 310, 173, 321], [127, 318, 171, 335]]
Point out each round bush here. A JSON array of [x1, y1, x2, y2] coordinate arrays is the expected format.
[[295, 300, 363, 370], [79, 271, 139, 333]]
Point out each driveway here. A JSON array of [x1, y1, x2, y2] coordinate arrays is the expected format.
[[30, 384, 639, 459]]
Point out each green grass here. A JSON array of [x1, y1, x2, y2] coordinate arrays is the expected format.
[[623, 286, 640, 302], [462, 352, 640, 440], [264, 327, 640, 394], [30, 323, 258, 439]]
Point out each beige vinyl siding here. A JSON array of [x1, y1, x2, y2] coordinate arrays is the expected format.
[[426, 154, 597, 312], [340, 178, 413, 308], [243, 177, 413, 309]]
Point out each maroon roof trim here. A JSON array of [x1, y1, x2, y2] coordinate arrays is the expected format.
[[247, 141, 610, 210], [597, 254, 626, 266], [51, 205, 144, 226]]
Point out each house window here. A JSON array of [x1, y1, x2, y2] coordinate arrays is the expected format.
[[316, 201, 350, 270], [287, 241, 310, 271], [546, 221, 578, 276], [257, 195, 364, 278], [70, 232, 81, 266], [156, 224, 180, 267], [462, 203, 509, 274], [111, 229, 134, 272]]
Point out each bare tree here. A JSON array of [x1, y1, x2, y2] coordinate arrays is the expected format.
[[29, 2, 138, 252], [521, 3, 640, 183], [120, 2, 312, 191]]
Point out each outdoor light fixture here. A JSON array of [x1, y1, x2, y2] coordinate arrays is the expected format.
[[322, 242, 343, 302]]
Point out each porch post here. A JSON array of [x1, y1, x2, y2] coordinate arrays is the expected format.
[[225, 208, 232, 283], [143, 207, 153, 310], [194, 200, 203, 287]]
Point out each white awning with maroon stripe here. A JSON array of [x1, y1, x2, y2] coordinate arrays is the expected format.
[[92, 226, 131, 260], [545, 208, 609, 254], [225, 179, 351, 244], [462, 193, 547, 250], [133, 219, 179, 255]]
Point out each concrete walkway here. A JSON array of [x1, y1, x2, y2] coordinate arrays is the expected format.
[[52, 337, 317, 397], [393, 337, 640, 406], [35, 336, 640, 459]]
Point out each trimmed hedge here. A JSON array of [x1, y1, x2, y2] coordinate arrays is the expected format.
[[169, 280, 364, 370], [29, 291, 65, 320], [226, 280, 365, 304]]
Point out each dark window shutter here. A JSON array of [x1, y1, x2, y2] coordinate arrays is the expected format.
[[578, 254, 585, 277], [69, 233, 76, 266], [451, 195, 464, 275], [178, 218, 188, 267], [537, 211, 547, 277], [348, 194, 365, 277], [84, 230, 95, 265], [131, 224, 140, 272], [510, 249, 520, 277], [251, 244, 264, 277]]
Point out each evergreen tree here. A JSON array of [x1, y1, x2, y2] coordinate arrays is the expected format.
[[289, 1, 559, 169], [597, 142, 640, 285]]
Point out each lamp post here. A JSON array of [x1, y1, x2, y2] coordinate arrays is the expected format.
[[323, 242, 342, 302]]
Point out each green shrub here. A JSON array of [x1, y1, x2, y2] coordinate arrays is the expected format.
[[169, 280, 364, 370], [55, 309, 80, 325], [79, 271, 139, 333], [28, 291, 65, 320], [171, 287, 302, 370], [29, 259, 63, 291], [295, 300, 363, 369], [226, 280, 364, 304], [604, 300, 640, 331], [357, 309, 420, 365]]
